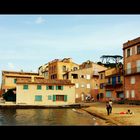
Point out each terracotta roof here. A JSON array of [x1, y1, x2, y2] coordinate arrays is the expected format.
[[16, 78, 75, 85]]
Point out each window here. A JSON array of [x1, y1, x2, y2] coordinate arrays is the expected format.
[[136, 60, 140, 72], [71, 74, 78, 79], [62, 66, 67, 72], [106, 91, 111, 97], [56, 86, 63, 90], [131, 76, 135, 84], [80, 75, 85, 78], [126, 90, 129, 98], [75, 83, 79, 88], [118, 76, 121, 83], [48, 95, 52, 100], [87, 84, 90, 89], [14, 79, 17, 83], [127, 63, 131, 74], [37, 85, 42, 90], [23, 85, 28, 90], [46, 86, 54, 90], [100, 74, 103, 79], [86, 74, 90, 79], [76, 94, 79, 98], [73, 67, 78, 71], [127, 48, 130, 57], [108, 77, 111, 83], [137, 45, 140, 54], [53, 95, 67, 102], [81, 84, 85, 88], [100, 83, 104, 89], [131, 90, 135, 98], [35, 95, 42, 101]]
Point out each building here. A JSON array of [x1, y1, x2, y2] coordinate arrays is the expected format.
[[1, 70, 44, 93], [48, 58, 79, 79], [38, 63, 49, 79], [123, 37, 140, 100], [16, 77, 75, 105], [63, 60, 107, 102], [98, 67, 124, 102]]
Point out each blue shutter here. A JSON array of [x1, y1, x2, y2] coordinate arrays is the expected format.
[[106, 91, 111, 97]]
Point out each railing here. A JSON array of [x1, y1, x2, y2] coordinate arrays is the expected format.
[[105, 81, 123, 86], [124, 67, 140, 75]]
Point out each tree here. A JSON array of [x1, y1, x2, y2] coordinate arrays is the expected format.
[[2, 88, 16, 101]]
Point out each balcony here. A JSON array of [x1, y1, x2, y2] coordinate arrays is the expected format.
[[124, 67, 140, 76], [105, 81, 123, 87]]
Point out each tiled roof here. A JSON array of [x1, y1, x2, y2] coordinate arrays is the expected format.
[[16, 78, 75, 85]]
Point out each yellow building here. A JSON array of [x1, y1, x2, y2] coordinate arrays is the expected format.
[[63, 60, 107, 102], [16, 78, 75, 105], [99, 66, 124, 102], [48, 58, 79, 79], [38, 64, 49, 79], [1, 71, 44, 93]]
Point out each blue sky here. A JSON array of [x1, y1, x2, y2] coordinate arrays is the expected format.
[[0, 15, 140, 79]]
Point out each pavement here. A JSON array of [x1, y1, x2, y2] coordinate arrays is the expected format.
[[80, 102, 140, 126]]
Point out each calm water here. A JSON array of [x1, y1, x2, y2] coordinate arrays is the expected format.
[[0, 109, 98, 126]]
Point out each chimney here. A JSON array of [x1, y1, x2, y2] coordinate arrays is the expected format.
[[31, 76, 35, 82]]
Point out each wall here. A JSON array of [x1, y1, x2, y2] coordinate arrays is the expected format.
[[16, 84, 75, 105]]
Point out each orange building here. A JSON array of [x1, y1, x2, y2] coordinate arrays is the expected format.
[[123, 37, 140, 100], [48, 58, 79, 80]]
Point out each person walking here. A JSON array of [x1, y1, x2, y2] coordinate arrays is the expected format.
[[109, 100, 113, 114], [106, 101, 110, 115]]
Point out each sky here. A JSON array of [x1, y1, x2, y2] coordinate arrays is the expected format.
[[0, 15, 140, 82]]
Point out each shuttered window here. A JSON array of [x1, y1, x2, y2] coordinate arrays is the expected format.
[[56, 86, 63, 90], [37, 85, 42, 90], [23, 85, 28, 90], [46, 86, 54, 90], [35, 95, 42, 101], [106, 91, 112, 97]]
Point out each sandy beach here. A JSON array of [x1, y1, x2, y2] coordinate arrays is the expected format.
[[81, 102, 140, 126]]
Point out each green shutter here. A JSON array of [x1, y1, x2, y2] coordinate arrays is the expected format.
[[46, 86, 49, 90], [14, 79, 17, 83], [37, 85, 42, 90], [61, 86, 63, 90], [64, 95, 67, 102], [52, 86, 54, 90], [56, 86, 58, 90], [23, 85, 28, 90], [48, 95, 52, 100], [53, 95, 56, 101]]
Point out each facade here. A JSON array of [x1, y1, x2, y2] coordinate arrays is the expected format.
[[123, 37, 140, 100], [1, 71, 44, 93], [63, 60, 107, 102], [48, 58, 79, 79], [16, 78, 75, 105], [38, 64, 49, 79], [98, 67, 124, 102]]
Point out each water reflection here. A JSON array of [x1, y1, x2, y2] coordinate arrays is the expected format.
[[0, 109, 96, 126]]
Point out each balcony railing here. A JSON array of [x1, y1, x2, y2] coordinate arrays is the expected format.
[[124, 67, 140, 75], [105, 81, 123, 87]]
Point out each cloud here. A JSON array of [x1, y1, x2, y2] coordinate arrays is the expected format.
[[35, 16, 46, 24]]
